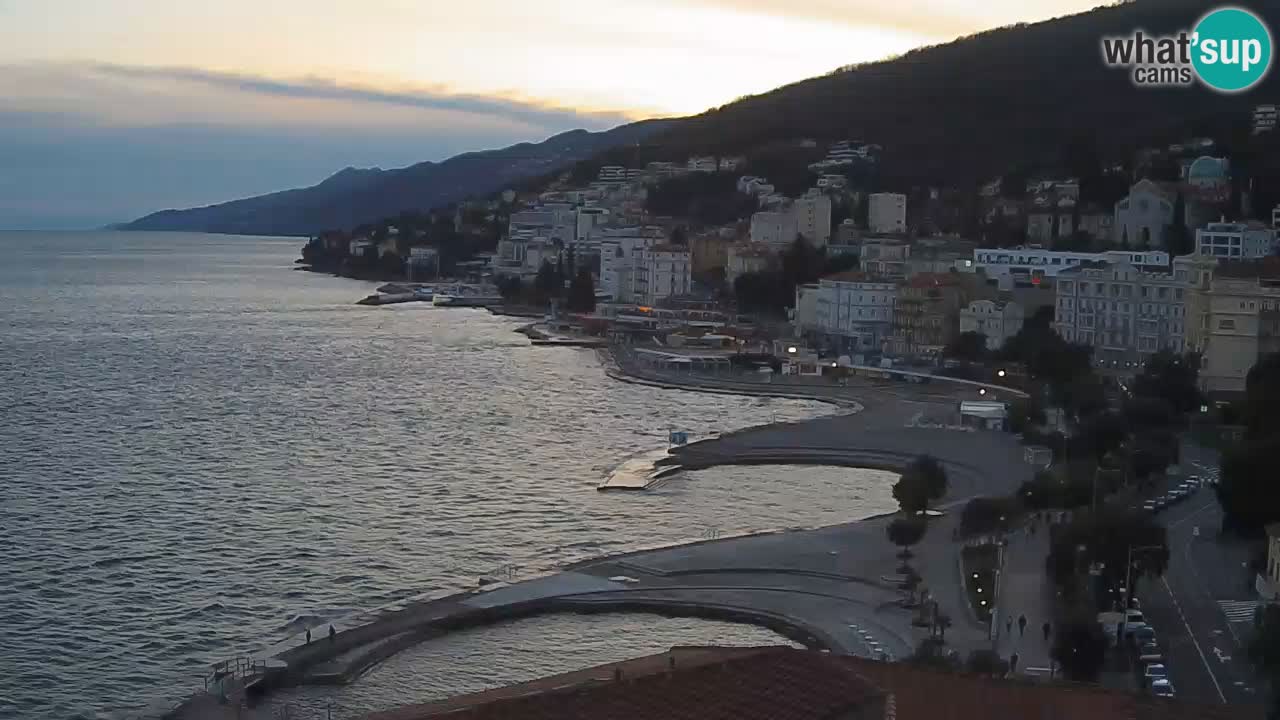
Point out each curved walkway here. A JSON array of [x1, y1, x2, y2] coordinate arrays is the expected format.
[[170, 366, 1035, 719]]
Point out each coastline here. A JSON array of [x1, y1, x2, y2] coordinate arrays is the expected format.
[[165, 341, 1033, 718]]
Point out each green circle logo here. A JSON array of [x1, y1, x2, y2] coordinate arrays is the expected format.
[[1192, 7, 1273, 93]]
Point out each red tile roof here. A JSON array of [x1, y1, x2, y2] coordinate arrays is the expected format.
[[367, 646, 1265, 720], [371, 647, 883, 720]]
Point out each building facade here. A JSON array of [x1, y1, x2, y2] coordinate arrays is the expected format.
[[1054, 260, 1192, 371], [599, 227, 664, 302], [859, 238, 911, 279], [793, 192, 833, 247], [726, 244, 772, 283], [960, 300, 1025, 350], [632, 245, 692, 305], [973, 247, 1169, 290], [884, 273, 981, 357], [749, 210, 799, 248], [1192, 260, 1280, 395], [868, 193, 907, 234], [812, 272, 898, 352], [1196, 221, 1277, 260], [1113, 180, 1174, 248]]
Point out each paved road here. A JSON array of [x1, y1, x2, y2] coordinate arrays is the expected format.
[[1134, 442, 1262, 705]]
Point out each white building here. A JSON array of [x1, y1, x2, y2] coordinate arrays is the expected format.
[[959, 300, 1025, 350], [793, 192, 832, 247], [812, 272, 898, 351], [973, 247, 1169, 290], [1196, 221, 1277, 260], [749, 209, 799, 248], [598, 166, 627, 183], [575, 206, 610, 243], [1053, 259, 1194, 370], [632, 245, 692, 304], [726, 244, 772, 283], [598, 227, 664, 302], [868, 193, 907, 234], [1114, 180, 1174, 248]]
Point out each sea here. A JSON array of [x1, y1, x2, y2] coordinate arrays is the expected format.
[[0, 232, 898, 719]]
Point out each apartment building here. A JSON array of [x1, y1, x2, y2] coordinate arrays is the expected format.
[[811, 272, 898, 352], [1192, 259, 1280, 395], [884, 273, 985, 357], [974, 247, 1169, 290], [1196, 221, 1277, 260], [859, 237, 911, 279], [1053, 259, 1195, 370], [960, 300, 1026, 350], [632, 244, 692, 305], [868, 193, 907, 234]]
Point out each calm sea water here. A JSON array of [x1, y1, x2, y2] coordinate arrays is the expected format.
[[0, 232, 895, 719]]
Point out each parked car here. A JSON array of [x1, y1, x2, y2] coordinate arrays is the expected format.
[[1142, 501, 1159, 513], [1137, 641, 1163, 663], [1143, 663, 1168, 685], [1151, 679, 1176, 698], [1131, 625, 1157, 645]]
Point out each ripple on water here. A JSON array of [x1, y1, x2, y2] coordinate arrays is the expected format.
[[0, 232, 892, 719]]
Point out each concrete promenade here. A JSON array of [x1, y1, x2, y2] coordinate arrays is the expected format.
[[170, 361, 1036, 719]]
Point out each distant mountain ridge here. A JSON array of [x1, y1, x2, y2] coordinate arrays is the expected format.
[[119, 121, 676, 236], [124, 0, 1280, 236]]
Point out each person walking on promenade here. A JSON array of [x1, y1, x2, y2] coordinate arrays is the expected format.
[[1006, 617, 1013, 636], [328, 624, 336, 645], [1042, 621, 1051, 643], [306, 628, 312, 645], [1018, 614, 1027, 637], [1010, 652, 1019, 674]]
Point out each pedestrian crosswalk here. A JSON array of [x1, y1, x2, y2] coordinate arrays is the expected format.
[[1218, 600, 1260, 624]]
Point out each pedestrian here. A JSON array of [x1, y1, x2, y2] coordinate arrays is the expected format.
[[1006, 617, 1013, 635], [1010, 652, 1019, 673], [328, 624, 336, 645], [306, 628, 312, 645], [1042, 621, 1051, 642], [1018, 614, 1027, 637]]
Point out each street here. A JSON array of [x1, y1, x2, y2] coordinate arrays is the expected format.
[[1134, 442, 1263, 705]]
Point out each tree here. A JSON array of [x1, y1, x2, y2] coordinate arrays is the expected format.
[[566, 269, 596, 313], [1050, 613, 1108, 682], [959, 497, 1019, 537], [534, 259, 562, 303], [944, 331, 988, 363], [1165, 192, 1195, 257], [886, 516, 928, 558], [1244, 353, 1280, 441], [893, 456, 947, 514], [1132, 350, 1201, 415], [1007, 396, 1047, 434], [1248, 604, 1280, 718], [1217, 435, 1280, 536], [893, 472, 930, 515], [1045, 508, 1168, 598]]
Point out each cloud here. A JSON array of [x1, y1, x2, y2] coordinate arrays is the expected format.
[[0, 63, 648, 229], [84, 62, 643, 128]]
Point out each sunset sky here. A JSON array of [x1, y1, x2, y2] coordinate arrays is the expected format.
[[0, 0, 1101, 229]]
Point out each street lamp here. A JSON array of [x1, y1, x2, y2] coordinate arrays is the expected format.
[[979, 388, 987, 396], [997, 369, 1007, 378], [787, 346, 798, 354]]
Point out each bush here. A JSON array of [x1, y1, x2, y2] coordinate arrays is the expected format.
[[959, 496, 1021, 537]]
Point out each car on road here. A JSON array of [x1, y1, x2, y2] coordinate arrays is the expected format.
[[1130, 625, 1157, 646], [1137, 641, 1163, 663], [1142, 500, 1159, 513], [1143, 663, 1168, 685], [1151, 679, 1176, 698]]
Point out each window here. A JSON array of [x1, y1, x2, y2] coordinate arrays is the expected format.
[[1220, 319, 1237, 330], [1175, 289, 1183, 300]]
